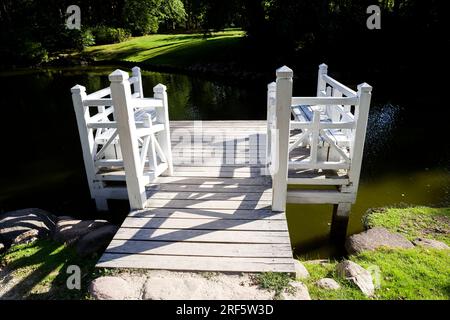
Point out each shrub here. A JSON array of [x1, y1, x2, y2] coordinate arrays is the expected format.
[[18, 41, 49, 65], [92, 26, 131, 45]]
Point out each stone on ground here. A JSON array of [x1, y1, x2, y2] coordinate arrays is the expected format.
[[345, 227, 414, 255], [90, 271, 282, 300], [76, 225, 118, 257], [142, 271, 273, 300], [53, 216, 110, 243], [0, 242, 5, 253], [0, 208, 56, 246], [89, 275, 145, 300], [412, 238, 449, 250], [294, 260, 309, 279], [336, 260, 374, 297], [281, 281, 311, 300], [316, 278, 341, 290]]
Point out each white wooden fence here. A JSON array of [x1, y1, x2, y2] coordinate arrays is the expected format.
[[71, 67, 173, 211], [267, 64, 372, 214]]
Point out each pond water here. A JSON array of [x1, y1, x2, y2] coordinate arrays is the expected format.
[[0, 66, 448, 258]]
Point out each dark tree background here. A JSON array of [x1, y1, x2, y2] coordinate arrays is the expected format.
[[0, 0, 447, 76]]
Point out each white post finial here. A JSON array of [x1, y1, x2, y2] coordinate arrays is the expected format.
[[319, 63, 328, 73], [276, 66, 293, 79], [108, 69, 129, 82], [71, 84, 86, 94]]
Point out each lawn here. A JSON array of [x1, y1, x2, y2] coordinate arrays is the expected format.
[[83, 29, 245, 69]]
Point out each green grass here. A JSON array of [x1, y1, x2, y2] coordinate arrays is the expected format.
[[303, 261, 368, 300], [301, 207, 450, 300], [354, 248, 450, 300], [83, 29, 245, 69], [364, 207, 450, 245], [252, 272, 294, 299], [0, 240, 100, 299]]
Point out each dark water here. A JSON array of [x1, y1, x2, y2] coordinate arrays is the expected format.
[[0, 66, 449, 258]]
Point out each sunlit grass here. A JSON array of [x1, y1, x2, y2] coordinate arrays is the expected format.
[[84, 29, 245, 67]]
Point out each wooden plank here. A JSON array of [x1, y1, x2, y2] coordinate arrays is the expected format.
[[113, 228, 290, 244], [121, 217, 287, 231], [287, 189, 356, 204], [145, 199, 271, 210], [171, 166, 265, 174], [105, 240, 292, 258], [146, 183, 270, 193], [146, 191, 272, 201], [170, 170, 264, 178], [154, 176, 271, 186], [97, 254, 295, 272], [128, 208, 285, 220]]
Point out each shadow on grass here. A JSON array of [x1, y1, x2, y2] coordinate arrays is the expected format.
[[1, 240, 99, 299]]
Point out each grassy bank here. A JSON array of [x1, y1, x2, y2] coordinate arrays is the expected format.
[[301, 206, 450, 300], [1, 206, 448, 299], [83, 29, 245, 71], [0, 240, 99, 299]]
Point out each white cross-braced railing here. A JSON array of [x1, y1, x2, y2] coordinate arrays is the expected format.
[[267, 64, 372, 212], [71, 67, 173, 211]]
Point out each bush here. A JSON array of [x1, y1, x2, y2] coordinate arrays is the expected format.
[[92, 26, 131, 45], [18, 41, 49, 65]]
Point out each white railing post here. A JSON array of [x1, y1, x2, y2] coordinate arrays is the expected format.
[[317, 63, 328, 96], [71, 85, 107, 210], [153, 84, 174, 176], [131, 66, 144, 98], [347, 83, 372, 193], [272, 66, 293, 212], [109, 69, 147, 210], [266, 82, 276, 171]]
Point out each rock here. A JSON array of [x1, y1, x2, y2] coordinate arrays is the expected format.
[[89, 276, 143, 300], [336, 260, 374, 297], [0, 242, 5, 254], [281, 281, 311, 300], [0, 208, 56, 245], [345, 227, 414, 255], [294, 260, 309, 279], [12, 229, 39, 245], [413, 238, 449, 250], [53, 217, 110, 243], [316, 278, 341, 290], [76, 225, 118, 257], [142, 271, 273, 300]]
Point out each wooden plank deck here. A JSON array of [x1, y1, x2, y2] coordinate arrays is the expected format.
[[97, 121, 296, 273]]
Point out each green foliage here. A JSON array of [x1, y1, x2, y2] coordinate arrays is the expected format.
[[124, 0, 161, 35], [92, 26, 132, 45], [17, 41, 49, 65], [364, 207, 450, 245], [253, 272, 292, 299]]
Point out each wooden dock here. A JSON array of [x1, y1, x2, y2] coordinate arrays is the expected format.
[[97, 121, 296, 273], [72, 65, 372, 273]]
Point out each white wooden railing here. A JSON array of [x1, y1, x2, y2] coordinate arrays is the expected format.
[[267, 64, 372, 212], [71, 67, 173, 211]]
